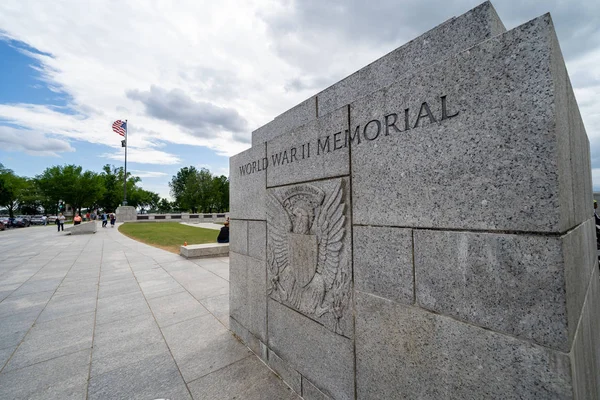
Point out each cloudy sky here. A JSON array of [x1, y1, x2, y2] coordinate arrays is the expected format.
[[0, 0, 598, 199]]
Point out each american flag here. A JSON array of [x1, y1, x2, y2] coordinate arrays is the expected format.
[[112, 120, 126, 136]]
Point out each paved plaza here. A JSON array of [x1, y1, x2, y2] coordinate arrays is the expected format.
[[0, 223, 299, 399]]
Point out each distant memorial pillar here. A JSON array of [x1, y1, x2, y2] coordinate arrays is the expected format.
[[229, 2, 600, 398], [115, 206, 136, 222]]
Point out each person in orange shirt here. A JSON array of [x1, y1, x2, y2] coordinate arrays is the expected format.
[[74, 213, 82, 225]]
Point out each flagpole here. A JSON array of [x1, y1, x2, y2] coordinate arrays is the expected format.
[[123, 119, 128, 205]]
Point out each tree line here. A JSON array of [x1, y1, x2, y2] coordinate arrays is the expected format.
[[0, 163, 229, 217]]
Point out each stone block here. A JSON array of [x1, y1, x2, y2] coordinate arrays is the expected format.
[[248, 220, 266, 261], [230, 219, 248, 255], [179, 243, 229, 259], [252, 97, 317, 145], [415, 227, 586, 351], [230, 144, 266, 220], [317, 2, 505, 117], [229, 252, 267, 341], [355, 291, 572, 399], [267, 348, 302, 395], [266, 107, 349, 187], [115, 206, 136, 222], [353, 226, 413, 304], [65, 221, 97, 235], [266, 177, 353, 337], [570, 266, 600, 399], [351, 14, 587, 233], [267, 299, 354, 400]]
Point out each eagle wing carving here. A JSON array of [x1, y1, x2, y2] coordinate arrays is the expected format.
[[315, 181, 345, 291], [266, 192, 291, 297]]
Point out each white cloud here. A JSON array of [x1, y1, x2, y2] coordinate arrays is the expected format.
[[0, 125, 74, 157], [101, 148, 181, 165], [129, 170, 169, 179]]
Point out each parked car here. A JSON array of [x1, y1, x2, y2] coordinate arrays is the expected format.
[[30, 215, 46, 225], [47, 215, 58, 224], [13, 216, 30, 227], [0, 221, 5, 231], [0, 217, 13, 228]]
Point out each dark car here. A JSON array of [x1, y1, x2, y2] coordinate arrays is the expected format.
[[0, 217, 12, 228], [13, 217, 30, 228], [0, 221, 5, 231]]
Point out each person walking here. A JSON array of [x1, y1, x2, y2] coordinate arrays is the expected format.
[[101, 212, 108, 228], [110, 213, 116, 228], [85, 211, 91, 222], [74, 213, 82, 225], [57, 213, 65, 232]]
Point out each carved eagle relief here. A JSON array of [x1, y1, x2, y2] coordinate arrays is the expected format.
[[267, 181, 348, 333]]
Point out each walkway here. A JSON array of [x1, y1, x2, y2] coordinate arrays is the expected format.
[[0, 223, 298, 399]]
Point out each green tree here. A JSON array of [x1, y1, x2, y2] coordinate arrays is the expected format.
[[158, 198, 172, 213], [212, 175, 229, 212], [0, 164, 28, 217], [99, 164, 142, 211], [18, 179, 43, 215], [169, 166, 198, 212], [37, 165, 104, 215]]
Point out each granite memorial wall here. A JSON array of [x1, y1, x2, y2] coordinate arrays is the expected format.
[[229, 2, 600, 398]]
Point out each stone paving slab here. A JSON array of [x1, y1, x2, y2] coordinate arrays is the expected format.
[[0, 223, 299, 399]]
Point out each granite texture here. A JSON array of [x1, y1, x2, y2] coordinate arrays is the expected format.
[[268, 299, 354, 400], [252, 97, 317, 145], [248, 220, 267, 261], [353, 226, 414, 304], [415, 228, 571, 351], [570, 266, 600, 399], [266, 107, 349, 187], [351, 14, 586, 233], [229, 316, 264, 359], [229, 252, 267, 342], [317, 1, 506, 117], [268, 348, 302, 395], [562, 218, 597, 346], [230, 144, 267, 220], [551, 25, 593, 232], [188, 355, 300, 400], [267, 177, 353, 337], [230, 219, 248, 255], [303, 376, 331, 400], [355, 291, 572, 399]]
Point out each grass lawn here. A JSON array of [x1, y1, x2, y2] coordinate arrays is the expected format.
[[118, 222, 217, 253]]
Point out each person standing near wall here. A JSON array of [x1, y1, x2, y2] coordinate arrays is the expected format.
[[110, 213, 116, 228], [217, 220, 229, 243]]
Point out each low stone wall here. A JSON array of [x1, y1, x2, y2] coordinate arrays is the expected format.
[[180, 243, 229, 259], [132, 213, 229, 223], [65, 221, 97, 235]]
